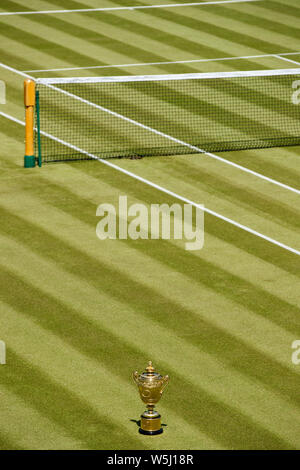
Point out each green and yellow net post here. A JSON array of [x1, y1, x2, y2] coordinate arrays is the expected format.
[[24, 79, 37, 168]]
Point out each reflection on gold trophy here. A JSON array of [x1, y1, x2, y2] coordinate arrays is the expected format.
[[133, 361, 169, 435]]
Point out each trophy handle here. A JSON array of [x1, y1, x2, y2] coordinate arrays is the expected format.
[[132, 371, 139, 385], [160, 375, 169, 395]]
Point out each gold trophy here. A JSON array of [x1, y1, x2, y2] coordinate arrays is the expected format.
[[133, 361, 169, 435]]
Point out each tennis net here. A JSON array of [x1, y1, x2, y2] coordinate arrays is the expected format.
[[35, 68, 300, 163]]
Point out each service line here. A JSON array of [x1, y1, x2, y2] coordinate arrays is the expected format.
[[0, 1, 263, 17]]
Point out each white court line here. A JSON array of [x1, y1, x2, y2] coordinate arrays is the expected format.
[[38, 68, 300, 83], [275, 55, 300, 66], [0, 61, 32, 79], [0, 112, 24, 126], [1, 109, 299, 257], [0, 0, 262, 16], [1, 60, 299, 196], [24, 52, 300, 74]]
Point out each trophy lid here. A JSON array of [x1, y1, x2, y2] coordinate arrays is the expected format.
[[140, 361, 162, 381]]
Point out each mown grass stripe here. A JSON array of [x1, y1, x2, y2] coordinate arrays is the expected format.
[[97, 7, 295, 59], [136, 4, 295, 54], [1, 296, 216, 449], [0, 21, 104, 69], [2, 225, 297, 369], [228, 1, 300, 28], [207, 2, 300, 41], [0, 0, 31, 13], [255, 0, 300, 18], [0, 268, 294, 450], [27, 1, 272, 74], [0, 0, 264, 16], [2, 110, 299, 261], [0, 15, 198, 75], [1, 135, 298, 448], [4, 7, 233, 69], [207, 148, 300, 191], [76, 160, 300, 276], [0, 345, 145, 450], [0, 46, 43, 72], [1, 184, 299, 345], [2, 262, 299, 448], [26, 178, 300, 335], [162, 158, 300, 231], [84, 10, 223, 59], [0, 375, 88, 450], [0, 17, 191, 78], [40, 162, 300, 300], [0, 431, 24, 450], [2, 9, 291, 80], [0, 130, 298, 450]]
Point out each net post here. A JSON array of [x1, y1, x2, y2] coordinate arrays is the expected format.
[[24, 79, 36, 168]]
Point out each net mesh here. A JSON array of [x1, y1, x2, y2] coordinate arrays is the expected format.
[[35, 70, 300, 162]]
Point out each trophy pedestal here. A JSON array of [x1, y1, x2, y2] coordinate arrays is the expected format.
[[139, 411, 163, 435]]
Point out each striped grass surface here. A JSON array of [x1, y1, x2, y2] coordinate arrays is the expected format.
[[0, 0, 300, 450]]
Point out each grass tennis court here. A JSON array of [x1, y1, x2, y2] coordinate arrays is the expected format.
[[0, 0, 300, 450]]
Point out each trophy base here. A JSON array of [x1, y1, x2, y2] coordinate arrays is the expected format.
[[139, 428, 163, 435], [139, 412, 163, 435]]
